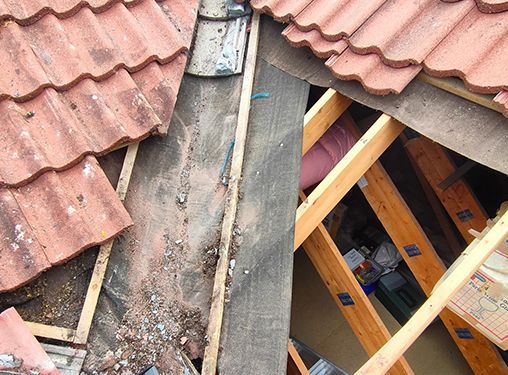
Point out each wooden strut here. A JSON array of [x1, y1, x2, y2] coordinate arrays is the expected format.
[[287, 341, 310, 375], [201, 12, 261, 375], [355, 209, 508, 375], [344, 120, 507, 374], [417, 73, 500, 114], [294, 113, 405, 249], [298, 93, 413, 374], [25, 143, 140, 344]]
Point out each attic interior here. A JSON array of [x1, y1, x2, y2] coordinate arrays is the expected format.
[[290, 89, 508, 374], [0, 0, 507, 374]]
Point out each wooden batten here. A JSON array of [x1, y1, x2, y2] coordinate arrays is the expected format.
[[288, 341, 310, 375]]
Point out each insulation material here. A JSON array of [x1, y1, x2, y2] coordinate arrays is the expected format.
[[300, 115, 356, 190]]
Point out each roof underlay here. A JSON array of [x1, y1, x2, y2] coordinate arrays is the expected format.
[[258, 16, 508, 175]]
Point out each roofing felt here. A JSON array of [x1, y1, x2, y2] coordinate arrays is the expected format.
[[0, 0, 199, 291], [0, 307, 59, 374], [251, 0, 508, 100]]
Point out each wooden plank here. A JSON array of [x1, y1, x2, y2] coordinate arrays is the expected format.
[[301, 208, 414, 375], [438, 160, 476, 190], [42, 343, 86, 374], [288, 341, 310, 375], [403, 136, 488, 243], [355, 210, 508, 375], [417, 73, 499, 113], [201, 12, 260, 375], [25, 322, 76, 342], [401, 135, 463, 260], [302, 89, 352, 156], [294, 114, 405, 249], [218, 61, 309, 373], [74, 142, 139, 344], [343, 121, 507, 374]]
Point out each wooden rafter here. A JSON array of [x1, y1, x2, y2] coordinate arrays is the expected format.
[[355, 209, 508, 375], [302, 89, 352, 156], [294, 113, 405, 249], [288, 341, 310, 375], [300, 202, 414, 375], [403, 136, 488, 243], [343, 120, 507, 374]]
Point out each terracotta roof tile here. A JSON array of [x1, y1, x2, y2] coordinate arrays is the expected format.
[[347, 0, 474, 67], [252, 0, 508, 108], [0, 0, 140, 25], [0, 69, 161, 187], [444, 0, 508, 13], [0, 0, 199, 291], [424, 7, 508, 94], [292, 0, 386, 40], [494, 90, 508, 116], [0, 157, 132, 292], [326, 49, 422, 95], [282, 23, 347, 58], [0, 308, 58, 374], [0, 0, 185, 101], [250, 0, 310, 21]]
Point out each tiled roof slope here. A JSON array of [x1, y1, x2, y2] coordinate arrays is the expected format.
[[0, 307, 58, 374], [251, 0, 508, 105], [0, 0, 199, 291], [0, 157, 133, 292]]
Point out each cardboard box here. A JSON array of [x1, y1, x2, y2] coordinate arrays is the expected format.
[[437, 233, 508, 350]]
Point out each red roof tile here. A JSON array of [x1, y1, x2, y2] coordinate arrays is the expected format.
[[444, 0, 508, 13], [0, 307, 59, 374], [292, 0, 386, 40], [326, 49, 421, 95], [249, 0, 310, 21], [494, 90, 508, 116], [0, 157, 133, 292], [347, 0, 474, 67], [251, 0, 508, 107], [0, 0, 199, 290], [424, 7, 508, 94], [282, 23, 347, 58], [0, 0, 185, 101], [0, 0, 139, 25]]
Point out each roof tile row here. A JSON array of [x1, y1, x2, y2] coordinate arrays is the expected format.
[[0, 0, 139, 25], [0, 157, 132, 292], [0, 0, 199, 291], [252, 0, 508, 98], [0, 0, 184, 101]]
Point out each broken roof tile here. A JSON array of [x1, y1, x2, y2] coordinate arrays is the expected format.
[[326, 49, 422, 95], [0, 0, 139, 26], [293, 0, 386, 40], [0, 308, 58, 374], [347, 0, 474, 67], [494, 91, 508, 116], [424, 7, 508, 94], [282, 23, 347, 58], [0, 0, 185, 101], [0, 157, 132, 292], [250, 0, 310, 22]]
